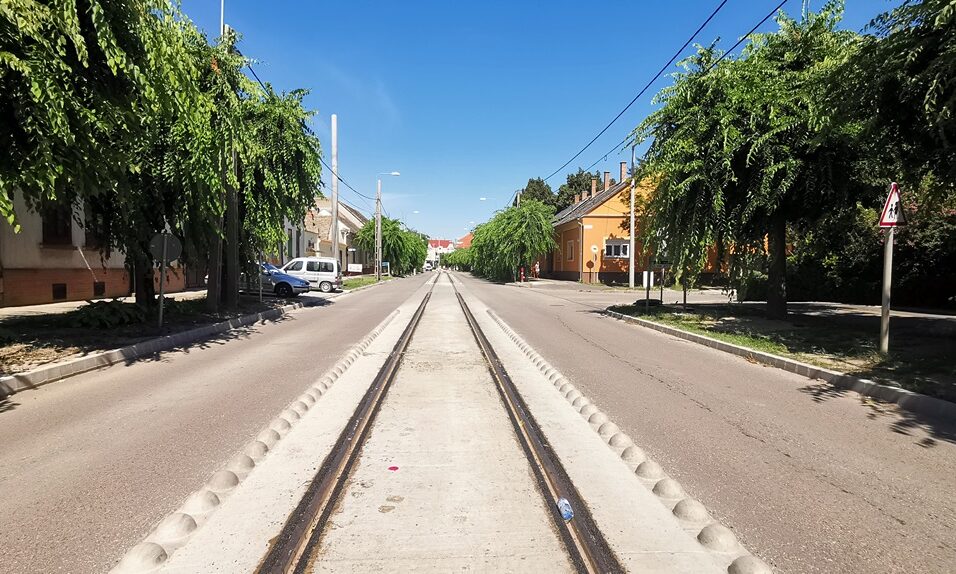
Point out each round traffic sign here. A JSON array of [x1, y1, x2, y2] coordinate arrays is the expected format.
[[149, 232, 183, 262]]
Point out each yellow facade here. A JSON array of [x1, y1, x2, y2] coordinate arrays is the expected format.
[[547, 179, 653, 284]]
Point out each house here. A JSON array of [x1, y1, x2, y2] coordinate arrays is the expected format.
[[547, 163, 653, 284], [427, 239, 455, 267], [303, 198, 373, 273], [0, 194, 184, 307], [457, 232, 473, 249]]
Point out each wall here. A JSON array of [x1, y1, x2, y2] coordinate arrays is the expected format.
[[1, 194, 185, 307], [547, 182, 655, 284]]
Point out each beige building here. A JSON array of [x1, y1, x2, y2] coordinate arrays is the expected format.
[[0, 194, 184, 307], [303, 198, 373, 273]]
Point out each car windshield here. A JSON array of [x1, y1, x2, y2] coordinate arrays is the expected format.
[[261, 262, 280, 273]]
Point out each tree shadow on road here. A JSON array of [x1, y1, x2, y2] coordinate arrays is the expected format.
[[799, 381, 956, 447], [0, 396, 17, 414], [121, 311, 304, 367]]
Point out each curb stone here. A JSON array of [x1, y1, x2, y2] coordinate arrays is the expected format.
[[483, 307, 771, 574], [109, 308, 401, 574], [0, 279, 396, 398], [604, 309, 955, 421]]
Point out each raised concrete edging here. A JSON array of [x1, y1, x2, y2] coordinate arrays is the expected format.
[[0, 279, 390, 398], [604, 309, 955, 420]]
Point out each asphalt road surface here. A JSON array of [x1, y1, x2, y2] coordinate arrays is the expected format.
[[457, 272, 956, 574], [0, 274, 431, 574]]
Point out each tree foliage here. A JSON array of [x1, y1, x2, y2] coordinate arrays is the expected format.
[[354, 217, 427, 276], [840, 0, 956, 190], [520, 177, 555, 208], [469, 200, 556, 282], [633, 2, 869, 317], [1, 1, 323, 309], [556, 169, 601, 212], [444, 246, 472, 270]]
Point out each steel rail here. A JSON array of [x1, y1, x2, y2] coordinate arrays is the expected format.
[[254, 279, 436, 574], [450, 274, 623, 574]]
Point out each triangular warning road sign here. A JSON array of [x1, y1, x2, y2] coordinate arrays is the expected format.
[[879, 182, 907, 228]]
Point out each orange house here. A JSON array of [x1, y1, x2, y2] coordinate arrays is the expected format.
[[547, 163, 656, 284]]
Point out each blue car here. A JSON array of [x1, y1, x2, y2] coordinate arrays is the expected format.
[[240, 263, 311, 298]]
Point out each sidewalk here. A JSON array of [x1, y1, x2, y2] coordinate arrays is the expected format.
[[0, 289, 208, 323]]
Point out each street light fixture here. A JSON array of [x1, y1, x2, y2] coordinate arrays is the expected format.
[[376, 171, 400, 281]]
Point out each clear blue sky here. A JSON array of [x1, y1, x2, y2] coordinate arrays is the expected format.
[[181, 0, 896, 240]]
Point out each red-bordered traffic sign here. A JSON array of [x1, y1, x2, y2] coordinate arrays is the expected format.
[[879, 182, 907, 227]]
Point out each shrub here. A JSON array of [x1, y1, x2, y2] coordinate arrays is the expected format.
[[69, 300, 147, 329]]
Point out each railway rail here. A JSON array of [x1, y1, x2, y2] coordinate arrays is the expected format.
[[255, 272, 622, 574]]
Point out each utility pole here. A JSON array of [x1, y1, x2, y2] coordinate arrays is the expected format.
[[376, 178, 382, 281], [330, 114, 339, 263], [629, 145, 636, 289], [374, 172, 399, 280], [223, 19, 239, 312], [207, 3, 228, 314]]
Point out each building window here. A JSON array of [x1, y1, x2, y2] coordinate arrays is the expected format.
[[566, 240, 574, 261], [605, 241, 629, 258], [42, 203, 73, 246], [287, 230, 293, 258], [83, 199, 105, 249]]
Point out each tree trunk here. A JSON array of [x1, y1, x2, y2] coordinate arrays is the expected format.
[[133, 252, 155, 307], [206, 219, 223, 314], [766, 216, 787, 319], [224, 185, 239, 312]]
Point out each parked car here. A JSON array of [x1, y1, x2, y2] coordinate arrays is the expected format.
[[423, 262, 433, 272], [239, 262, 310, 298], [280, 257, 341, 293]]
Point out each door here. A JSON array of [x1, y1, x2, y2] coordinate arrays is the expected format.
[[305, 260, 325, 286], [282, 259, 306, 281]]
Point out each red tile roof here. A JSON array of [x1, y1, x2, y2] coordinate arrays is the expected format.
[[428, 239, 454, 248]]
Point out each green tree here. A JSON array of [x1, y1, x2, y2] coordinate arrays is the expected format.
[[444, 247, 472, 270], [556, 169, 601, 212], [470, 200, 556, 282], [840, 0, 956, 191], [354, 218, 426, 276], [2, 4, 323, 310], [634, 2, 868, 317], [0, 0, 201, 227], [520, 178, 555, 208]]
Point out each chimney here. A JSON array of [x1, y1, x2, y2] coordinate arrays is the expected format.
[[574, 193, 581, 204], [590, 177, 598, 198], [620, 161, 628, 184], [603, 171, 611, 191]]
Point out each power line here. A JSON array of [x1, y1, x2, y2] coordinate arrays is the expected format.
[[542, 0, 731, 183], [245, 61, 378, 203], [582, 0, 790, 176]]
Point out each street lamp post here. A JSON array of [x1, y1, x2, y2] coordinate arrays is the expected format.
[[376, 171, 400, 281]]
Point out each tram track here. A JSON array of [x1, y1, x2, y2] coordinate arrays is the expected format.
[[255, 272, 621, 574]]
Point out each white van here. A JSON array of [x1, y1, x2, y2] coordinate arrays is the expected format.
[[280, 257, 341, 293]]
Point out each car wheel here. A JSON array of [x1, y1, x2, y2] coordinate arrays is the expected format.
[[275, 283, 293, 298], [319, 281, 333, 293]]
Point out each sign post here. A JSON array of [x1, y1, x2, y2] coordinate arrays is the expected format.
[[878, 182, 906, 354], [150, 231, 182, 329]]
